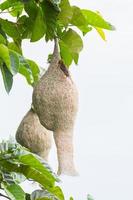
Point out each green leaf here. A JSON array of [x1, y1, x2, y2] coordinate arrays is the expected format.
[[78, 25, 92, 36], [0, 153, 55, 191], [17, 15, 33, 39], [18, 55, 34, 85], [69, 197, 74, 200], [19, 154, 56, 185], [31, 190, 53, 200], [50, 186, 65, 200], [0, 44, 11, 71], [31, 7, 46, 42], [19, 64, 34, 85], [58, 0, 73, 26], [71, 6, 92, 35], [31, 187, 64, 200], [62, 28, 83, 54], [0, 25, 7, 41], [0, 0, 20, 11], [9, 3, 24, 17], [72, 53, 79, 65], [0, 34, 6, 44], [71, 6, 87, 27], [21, 165, 54, 190], [9, 49, 20, 75], [95, 27, 106, 41], [24, 0, 38, 17], [0, 63, 13, 93], [59, 29, 83, 66], [82, 9, 115, 30], [18, 56, 40, 86], [26, 59, 40, 84], [2, 183, 25, 200], [59, 40, 73, 66], [0, 18, 20, 39], [8, 42, 22, 54], [41, 0, 59, 41], [21, 2, 38, 40]]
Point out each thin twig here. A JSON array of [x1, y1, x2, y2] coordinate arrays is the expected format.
[[0, 193, 11, 200]]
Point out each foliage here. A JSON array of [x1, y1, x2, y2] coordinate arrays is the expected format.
[[0, 139, 94, 200], [0, 0, 115, 93], [0, 139, 64, 200]]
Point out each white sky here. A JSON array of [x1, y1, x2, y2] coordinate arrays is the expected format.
[[0, 0, 133, 199]]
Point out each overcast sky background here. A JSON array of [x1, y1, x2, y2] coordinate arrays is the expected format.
[[0, 0, 133, 199]]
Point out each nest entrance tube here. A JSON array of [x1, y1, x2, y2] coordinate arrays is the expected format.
[[54, 129, 78, 176]]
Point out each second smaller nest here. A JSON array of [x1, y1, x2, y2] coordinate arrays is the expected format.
[[16, 108, 53, 161]]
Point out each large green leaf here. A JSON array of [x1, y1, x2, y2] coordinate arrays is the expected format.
[[2, 182, 25, 200], [0, 63, 13, 93], [61, 28, 83, 53], [0, 18, 20, 39], [20, 165, 55, 190], [31, 7, 46, 42], [9, 49, 20, 75], [0, 154, 55, 191], [0, 140, 69, 200], [19, 154, 56, 184], [82, 9, 115, 30], [41, 0, 59, 41], [60, 29, 83, 66], [58, 0, 73, 26], [0, 44, 11, 71], [71, 6, 92, 35]]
